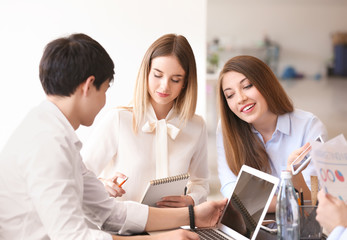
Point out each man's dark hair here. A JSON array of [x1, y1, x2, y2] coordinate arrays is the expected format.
[[39, 33, 114, 96]]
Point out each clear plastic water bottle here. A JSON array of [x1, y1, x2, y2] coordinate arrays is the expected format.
[[276, 170, 300, 240]]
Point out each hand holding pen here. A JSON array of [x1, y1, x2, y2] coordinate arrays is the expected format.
[[99, 172, 128, 198]]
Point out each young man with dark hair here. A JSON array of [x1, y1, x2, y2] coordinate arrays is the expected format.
[[0, 33, 226, 240]]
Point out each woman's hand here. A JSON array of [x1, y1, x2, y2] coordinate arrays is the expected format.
[[316, 190, 347, 233], [286, 143, 313, 200], [99, 172, 127, 197], [156, 195, 194, 208], [286, 142, 311, 172], [195, 198, 228, 228]]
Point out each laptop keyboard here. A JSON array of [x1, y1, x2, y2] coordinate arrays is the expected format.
[[193, 229, 230, 240]]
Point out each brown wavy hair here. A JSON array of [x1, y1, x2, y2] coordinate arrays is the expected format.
[[217, 55, 293, 175]]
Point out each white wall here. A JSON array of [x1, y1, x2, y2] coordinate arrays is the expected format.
[[0, 0, 207, 149], [207, 0, 347, 77]]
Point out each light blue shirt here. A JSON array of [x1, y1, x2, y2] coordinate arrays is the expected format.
[[328, 226, 347, 240], [217, 109, 328, 198]]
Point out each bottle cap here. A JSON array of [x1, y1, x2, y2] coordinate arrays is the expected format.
[[281, 170, 292, 179]]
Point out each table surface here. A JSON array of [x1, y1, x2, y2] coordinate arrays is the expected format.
[[133, 213, 326, 239]]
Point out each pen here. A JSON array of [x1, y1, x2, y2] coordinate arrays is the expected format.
[[296, 192, 301, 206], [300, 188, 304, 206], [184, 186, 187, 195], [118, 177, 128, 188]]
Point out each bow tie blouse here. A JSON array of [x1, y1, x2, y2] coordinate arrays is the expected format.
[[141, 106, 181, 179], [82, 104, 209, 205]]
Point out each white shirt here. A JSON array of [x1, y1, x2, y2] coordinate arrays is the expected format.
[[328, 226, 347, 240], [83, 105, 209, 205], [217, 109, 328, 198], [0, 101, 148, 240]]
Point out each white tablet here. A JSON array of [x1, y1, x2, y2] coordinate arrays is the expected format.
[[291, 135, 324, 175]]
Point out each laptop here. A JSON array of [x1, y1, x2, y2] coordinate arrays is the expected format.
[[192, 165, 279, 240]]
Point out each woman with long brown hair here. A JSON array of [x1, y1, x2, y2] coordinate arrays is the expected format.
[[216, 55, 327, 211]]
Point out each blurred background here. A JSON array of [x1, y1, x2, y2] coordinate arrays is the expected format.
[[1, 0, 346, 200]]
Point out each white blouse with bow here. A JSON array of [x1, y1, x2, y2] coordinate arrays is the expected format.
[[82, 104, 209, 205]]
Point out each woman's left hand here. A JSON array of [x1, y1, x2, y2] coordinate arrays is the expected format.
[[286, 142, 311, 172], [156, 195, 194, 208]]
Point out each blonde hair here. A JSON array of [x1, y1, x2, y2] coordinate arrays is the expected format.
[[217, 55, 294, 175], [132, 33, 197, 132]]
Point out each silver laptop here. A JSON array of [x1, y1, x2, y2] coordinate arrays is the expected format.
[[193, 165, 279, 240]]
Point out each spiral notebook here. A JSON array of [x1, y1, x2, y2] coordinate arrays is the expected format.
[[140, 173, 189, 207]]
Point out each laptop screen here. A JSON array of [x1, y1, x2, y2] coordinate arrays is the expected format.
[[220, 170, 275, 239]]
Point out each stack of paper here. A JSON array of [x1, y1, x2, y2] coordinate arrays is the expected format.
[[311, 134, 347, 202]]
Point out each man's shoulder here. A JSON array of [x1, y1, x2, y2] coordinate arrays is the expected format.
[[16, 104, 73, 145]]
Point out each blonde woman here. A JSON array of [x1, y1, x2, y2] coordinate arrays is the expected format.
[[83, 34, 209, 207], [216, 55, 327, 212]]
